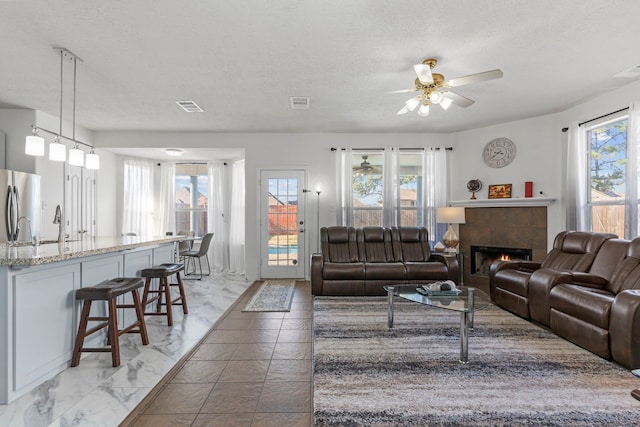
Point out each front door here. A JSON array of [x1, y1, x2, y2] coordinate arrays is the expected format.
[[260, 169, 306, 279]]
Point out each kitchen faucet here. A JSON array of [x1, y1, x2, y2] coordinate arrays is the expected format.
[[53, 205, 64, 245], [16, 216, 36, 246]]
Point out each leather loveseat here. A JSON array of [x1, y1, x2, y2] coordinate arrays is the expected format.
[[311, 226, 458, 296], [491, 231, 640, 369]]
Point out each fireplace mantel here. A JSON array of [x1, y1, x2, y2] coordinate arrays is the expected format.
[[450, 197, 556, 208]]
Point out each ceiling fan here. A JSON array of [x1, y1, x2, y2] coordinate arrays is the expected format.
[[353, 155, 381, 175], [391, 58, 503, 116]]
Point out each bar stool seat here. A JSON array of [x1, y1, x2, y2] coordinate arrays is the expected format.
[[141, 263, 188, 326], [71, 277, 149, 368]]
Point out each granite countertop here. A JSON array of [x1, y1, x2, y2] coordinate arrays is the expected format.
[[0, 235, 183, 267]]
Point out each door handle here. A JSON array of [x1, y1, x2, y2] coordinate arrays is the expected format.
[[6, 186, 12, 241]]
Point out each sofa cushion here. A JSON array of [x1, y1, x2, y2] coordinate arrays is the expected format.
[[359, 227, 394, 262], [404, 262, 448, 280], [550, 284, 614, 329], [364, 262, 406, 280], [323, 262, 365, 280], [391, 226, 432, 262], [323, 226, 358, 263]]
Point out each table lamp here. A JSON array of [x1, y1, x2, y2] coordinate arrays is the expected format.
[[436, 207, 466, 252]]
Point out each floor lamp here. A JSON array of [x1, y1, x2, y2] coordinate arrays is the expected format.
[[316, 190, 321, 253]]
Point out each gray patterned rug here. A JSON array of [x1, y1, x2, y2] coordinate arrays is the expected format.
[[313, 297, 640, 426], [242, 279, 296, 311]]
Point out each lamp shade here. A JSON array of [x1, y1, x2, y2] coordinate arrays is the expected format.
[[25, 135, 45, 156], [49, 138, 66, 161], [85, 151, 100, 170], [417, 103, 430, 117], [68, 146, 84, 167], [436, 207, 466, 224]]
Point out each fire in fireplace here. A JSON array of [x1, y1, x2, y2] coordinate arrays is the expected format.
[[470, 245, 532, 276]]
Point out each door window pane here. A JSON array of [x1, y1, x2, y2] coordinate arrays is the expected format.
[[267, 178, 298, 265]]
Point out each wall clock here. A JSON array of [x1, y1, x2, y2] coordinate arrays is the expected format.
[[483, 138, 516, 168]]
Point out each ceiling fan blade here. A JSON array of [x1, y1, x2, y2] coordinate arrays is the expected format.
[[446, 69, 503, 88], [442, 91, 475, 108], [396, 105, 410, 115], [413, 63, 433, 84], [387, 88, 418, 94]]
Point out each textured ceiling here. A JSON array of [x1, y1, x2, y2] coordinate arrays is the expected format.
[[1, 1, 640, 134]]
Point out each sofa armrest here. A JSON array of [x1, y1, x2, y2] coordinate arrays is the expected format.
[[610, 290, 640, 369], [568, 272, 609, 289], [311, 253, 324, 295], [491, 260, 542, 276], [528, 269, 573, 326], [429, 254, 460, 285]]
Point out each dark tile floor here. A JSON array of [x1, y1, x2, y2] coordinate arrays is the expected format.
[[124, 281, 313, 427]]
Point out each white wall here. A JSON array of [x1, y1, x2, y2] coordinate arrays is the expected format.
[[93, 79, 640, 282], [0, 109, 37, 174]]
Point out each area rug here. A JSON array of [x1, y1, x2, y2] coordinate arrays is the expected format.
[[313, 297, 640, 426], [242, 279, 296, 311]]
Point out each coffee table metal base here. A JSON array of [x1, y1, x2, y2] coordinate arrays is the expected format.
[[387, 286, 475, 364]]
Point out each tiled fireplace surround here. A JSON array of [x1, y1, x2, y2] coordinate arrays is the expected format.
[[459, 206, 548, 292]]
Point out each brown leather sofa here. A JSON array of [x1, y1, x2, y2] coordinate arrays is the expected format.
[[548, 237, 640, 369], [491, 231, 640, 369], [489, 231, 616, 319], [311, 226, 459, 296]]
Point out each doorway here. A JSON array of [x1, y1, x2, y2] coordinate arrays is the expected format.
[[260, 169, 306, 279]]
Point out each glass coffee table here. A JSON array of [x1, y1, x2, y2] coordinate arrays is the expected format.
[[383, 285, 490, 363]]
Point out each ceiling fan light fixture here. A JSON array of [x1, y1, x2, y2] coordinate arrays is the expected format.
[[165, 148, 183, 157], [405, 97, 421, 111], [440, 96, 453, 110], [413, 63, 434, 84], [429, 91, 443, 104], [417, 103, 430, 117]]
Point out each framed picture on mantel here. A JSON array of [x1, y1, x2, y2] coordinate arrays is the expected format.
[[488, 184, 512, 199]]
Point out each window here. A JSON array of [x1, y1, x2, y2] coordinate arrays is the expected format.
[[350, 150, 424, 227], [175, 163, 209, 237], [352, 152, 384, 227], [587, 116, 628, 237]]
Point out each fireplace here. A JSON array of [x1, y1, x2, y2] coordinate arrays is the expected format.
[[470, 245, 532, 276]]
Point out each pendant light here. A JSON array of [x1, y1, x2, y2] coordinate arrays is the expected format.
[[25, 127, 45, 156], [85, 149, 100, 170], [25, 47, 100, 169]]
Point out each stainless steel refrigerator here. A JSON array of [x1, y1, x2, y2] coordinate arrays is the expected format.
[[0, 169, 41, 244]]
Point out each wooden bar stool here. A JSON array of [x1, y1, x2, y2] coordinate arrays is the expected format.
[[71, 277, 149, 368], [141, 263, 188, 326]]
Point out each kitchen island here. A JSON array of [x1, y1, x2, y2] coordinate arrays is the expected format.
[[0, 235, 182, 404]]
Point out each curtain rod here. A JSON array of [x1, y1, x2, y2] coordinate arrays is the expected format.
[[330, 147, 453, 151], [561, 107, 629, 132]]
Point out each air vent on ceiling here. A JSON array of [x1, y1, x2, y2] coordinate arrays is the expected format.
[[176, 101, 204, 112], [614, 64, 640, 78], [290, 96, 310, 109]]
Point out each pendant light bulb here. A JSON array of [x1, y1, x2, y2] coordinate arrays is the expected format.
[[49, 136, 66, 162], [25, 128, 45, 156], [68, 143, 84, 167], [85, 149, 100, 170]]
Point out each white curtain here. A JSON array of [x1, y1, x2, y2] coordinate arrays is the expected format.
[[229, 159, 245, 274], [122, 159, 154, 236], [566, 121, 589, 231], [423, 148, 448, 245], [382, 147, 399, 227], [625, 101, 640, 238], [155, 162, 175, 236], [208, 162, 229, 272], [335, 147, 353, 226]]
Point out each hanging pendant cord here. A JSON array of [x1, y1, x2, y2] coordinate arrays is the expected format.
[[59, 49, 64, 136], [72, 55, 77, 141]]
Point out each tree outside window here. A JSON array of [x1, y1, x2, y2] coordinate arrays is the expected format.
[[588, 117, 627, 237]]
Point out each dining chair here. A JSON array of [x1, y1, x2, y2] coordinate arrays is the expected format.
[[182, 232, 213, 280], [176, 230, 194, 262]]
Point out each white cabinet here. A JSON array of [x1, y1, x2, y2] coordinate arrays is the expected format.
[[13, 263, 80, 396]]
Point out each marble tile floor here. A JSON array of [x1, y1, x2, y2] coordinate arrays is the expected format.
[[122, 281, 313, 427], [0, 272, 252, 427]]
